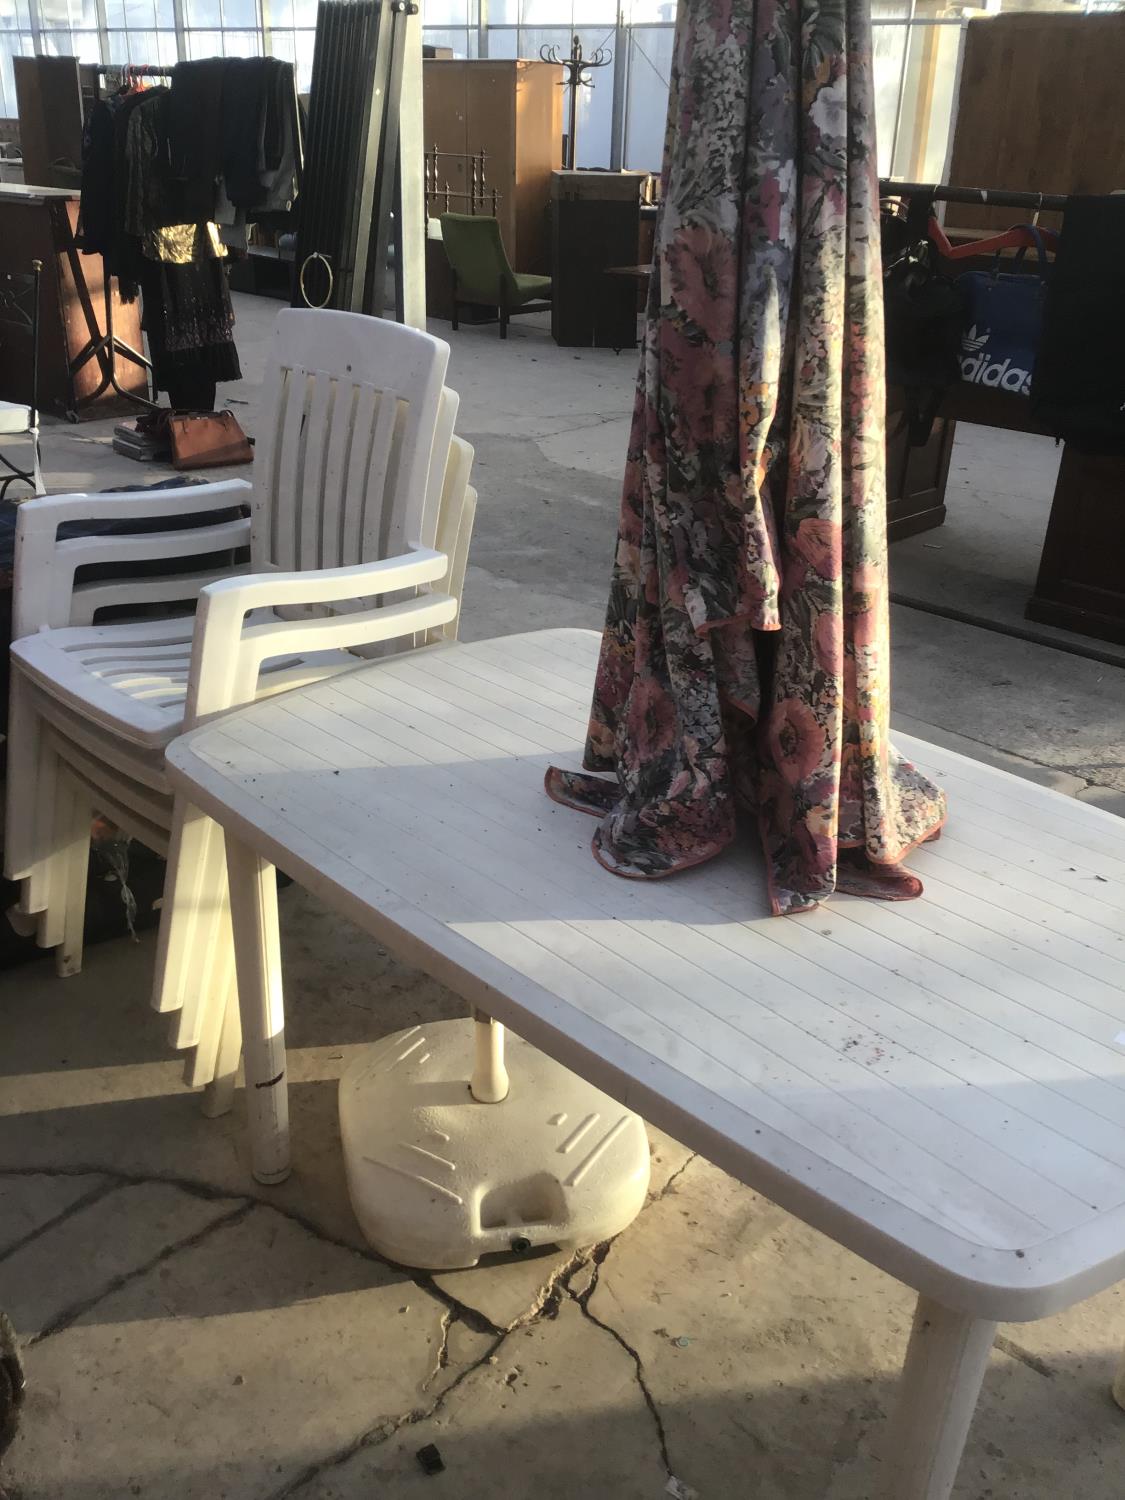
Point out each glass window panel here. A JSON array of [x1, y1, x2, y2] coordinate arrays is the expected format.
[[572, 0, 616, 24], [39, 27, 102, 59], [265, 0, 294, 25], [420, 24, 475, 55], [520, 0, 569, 26], [270, 26, 316, 83], [0, 0, 32, 29], [890, 20, 962, 181], [485, 25, 518, 54], [0, 32, 33, 116], [122, 0, 155, 27], [105, 25, 176, 60], [221, 26, 264, 52], [517, 24, 569, 62], [623, 23, 671, 170], [290, 0, 317, 22], [422, 0, 469, 28], [121, 25, 158, 57], [570, 25, 614, 167], [186, 26, 223, 53], [222, 0, 259, 29], [625, 0, 674, 23], [871, 20, 907, 177], [39, 0, 100, 28], [917, 24, 962, 182], [487, 0, 516, 22], [183, 0, 222, 24], [291, 27, 314, 87], [268, 23, 295, 58]]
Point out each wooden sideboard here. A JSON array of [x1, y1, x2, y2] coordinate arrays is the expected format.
[[888, 383, 1125, 647]]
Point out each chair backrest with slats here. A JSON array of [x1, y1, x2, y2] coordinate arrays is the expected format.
[[250, 308, 450, 576]]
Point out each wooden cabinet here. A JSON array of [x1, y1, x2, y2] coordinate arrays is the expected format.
[[1028, 448, 1125, 646], [947, 13, 1125, 235], [551, 170, 649, 349], [422, 60, 562, 276], [885, 412, 956, 543]]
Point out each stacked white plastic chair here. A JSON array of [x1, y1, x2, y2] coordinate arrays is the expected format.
[[5, 307, 476, 1109]]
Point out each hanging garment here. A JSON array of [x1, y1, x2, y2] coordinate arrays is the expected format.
[[220, 57, 301, 213], [122, 88, 226, 264], [76, 98, 118, 257], [76, 87, 164, 294], [546, 0, 946, 916], [139, 258, 242, 401], [1031, 195, 1125, 454], [166, 59, 226, 224], [221, 57, 271, 209]]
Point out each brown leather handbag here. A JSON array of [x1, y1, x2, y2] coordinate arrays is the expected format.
[[169, 410, 253, 470]]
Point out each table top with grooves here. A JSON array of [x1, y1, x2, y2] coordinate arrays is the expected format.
[[168, 628, 1125, 1319]]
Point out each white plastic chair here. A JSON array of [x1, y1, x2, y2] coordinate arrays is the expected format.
[[0, 261, 45, 502], [5, 307, 476, 1103]]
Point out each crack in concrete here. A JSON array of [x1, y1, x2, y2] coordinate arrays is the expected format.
[[564, 1240, 674, 1478], [0, 1176, 120, 1267], [509, 1248, 592, 1329], [265, 1325, 512, 1499], [29, 1200, 255, 1348], [531, 412, 630, 443], [263, 1243, 661, 1498], [2, 1166, 676, 1493], [0, 1166, 504, 1342], [470, 411, 629, 445], [653, 1153, 698, 1203], [412, 1275, 503, 1338], [421, 1307, 454, 1393]]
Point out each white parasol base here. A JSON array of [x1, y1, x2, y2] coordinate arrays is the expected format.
[[339, 1017, 651, 1270]]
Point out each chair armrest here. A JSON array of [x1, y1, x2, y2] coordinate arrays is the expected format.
[[185, 546, 455, 723], [14, 480, 253, 637]]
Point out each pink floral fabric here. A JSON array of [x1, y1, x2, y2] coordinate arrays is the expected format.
[[546, 0, 947, 915]]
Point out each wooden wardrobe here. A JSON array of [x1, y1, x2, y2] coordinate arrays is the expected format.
[[947, 12, 1125, 232], [422, 59, 562, 276]]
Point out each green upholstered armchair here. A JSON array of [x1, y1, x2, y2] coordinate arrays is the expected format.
[[439, 214, 552, 340]]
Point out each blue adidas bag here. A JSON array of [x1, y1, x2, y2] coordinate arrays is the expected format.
[[958, 227, 1050, 397]]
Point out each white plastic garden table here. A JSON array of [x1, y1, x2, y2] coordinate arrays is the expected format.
[[165, 626, 1125, 1500]]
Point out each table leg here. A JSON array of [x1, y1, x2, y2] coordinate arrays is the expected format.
[[1112, 1346, 1125, 1412], [883, 1295, 997, 1500], [225, 834, 290, 1185]]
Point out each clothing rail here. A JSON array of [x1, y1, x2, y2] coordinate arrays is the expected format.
[[880, 180, 1068, 213], [94, 64, 170, 76], [85, 56, 302, 408]]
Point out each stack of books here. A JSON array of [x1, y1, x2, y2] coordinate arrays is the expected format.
[[112, 419, 170, 463]]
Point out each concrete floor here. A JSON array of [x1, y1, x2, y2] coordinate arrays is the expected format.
[[2, 294, 1124, 1500]]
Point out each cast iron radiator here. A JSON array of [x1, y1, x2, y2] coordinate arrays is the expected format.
[[294, 0, 415, 315]]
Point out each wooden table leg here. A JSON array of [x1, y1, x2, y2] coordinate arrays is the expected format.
[[225, 834, 290, 1185], [883, 1295, 997, 1499]]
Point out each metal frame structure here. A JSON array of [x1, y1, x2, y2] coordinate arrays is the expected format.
[[2, 8, 972, 177], [0, 258, 44, 500]]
